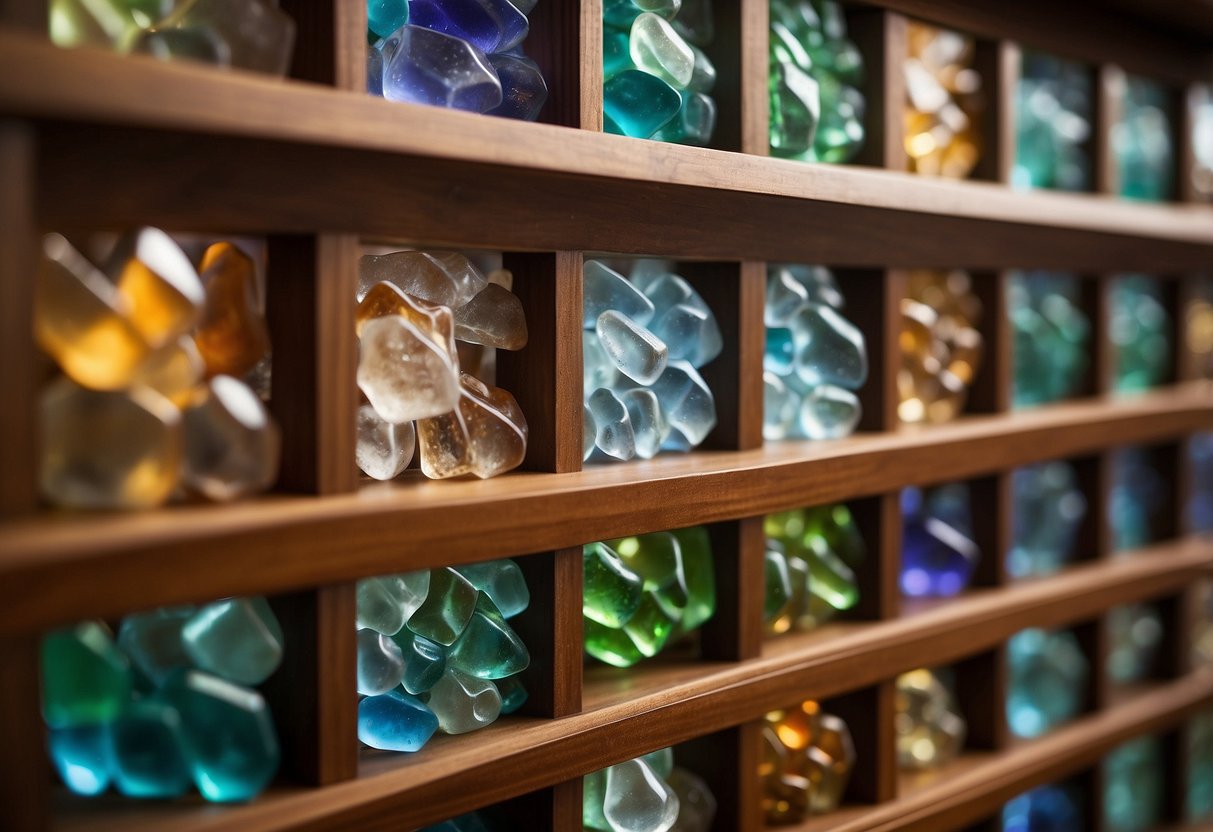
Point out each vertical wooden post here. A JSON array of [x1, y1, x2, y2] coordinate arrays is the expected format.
[[844, 268, 904, 433], [849, 493, 902, 620], [739, 0, 770, 156], [1079, 275, 1114, 397], [969, 472, 1012, 588], [1176, 84, 1203, 205], [577, 0, 604, 131], [955, 646, 1009, 751], [823, 680, 897, 804], [1073, 618, 1110, 714], [974, 40, 1019, 185], [514, 549, 583, 718], [848, 9, 908, 170], [1094, 65, 1126, 197], [968, 270, 1012, 415], [700, 517, 764, 662], [1073, 453, 1113, 563], [678, 722, 764, 832], [528, 0, 594, 129], [484, 777, 584, 831]]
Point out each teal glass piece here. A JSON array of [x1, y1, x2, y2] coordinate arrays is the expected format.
[[181, 597, 284, 686], [584, 260, 656, 328], [448, 593, 530, 679], [583, 542, 644, 627], [49, 724, 114, 796], [1109, 446, 1165, 553], [764, 327, 795, 375], [428, 667, 501, 734], [357, 572, 431, 636], [1008, 461, 1086, 579], [1107, 603, 1163, 684], [1110, 275, 1171, 393], [790, 303, 868, 389], [584, 617, 647, 667], [1104, 736, 1163, 832], [421, 812, 495, 832], [392, 629, 448, 695], [358, 688, 438, 751], [648, 297, 723, 367], [766, 265, 811, 326], [1007, 628, 1088, 739], [1114, 75, 1174, 202], [1013, 52, 1092, 192], [649, 361, 716, 448], [357, 627, 406, 696], [603, 0, 681, 30], [630, 12, 694, 88], [620, 388, 670, 459], [603, 69, 682, 139], [597, 309, 669, 385], [496, 674, 528, 714], [604, 28, 633, 79], [367, 0, 408, 40], [41, 622, 132, 729], [109, 700, 191, 799], [406, 567, 479, 646], [117, 605, 196, 686], [1009, 272, 1090, 408], [586, 387, 637, 461], [162, 669, 279, 802], [454, 559, 530, 619], [686, 43, 716, 93]]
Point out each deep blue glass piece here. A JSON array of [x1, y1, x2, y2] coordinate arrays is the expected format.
[[900, 486, 981, 599], [381, 26, 503, 112], [408, 0, 529, 55], [358, 689, 439, 752], [485, 52, 548, 120], [1002, 784, 1083, 832]]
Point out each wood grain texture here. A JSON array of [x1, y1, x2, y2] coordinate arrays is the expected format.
[[266, 234, 358, 494], [278, 0, 365, 91], [967, 271, 1011, 414], [740, 0, 770, 156], [497, 252, 583, 473], [0, 636, 48, 832], [954, 645, 1009, 751], [578, 0, 603, 131], [263, 585, 358, 785], [1095, 65, 1126, 197], [847, 269, 904, 433], [513, 548, 583, 718], [1, 387, 1210, 635], [700, 517, 765, 662], [848, 8, 908, 170], [525, 0, 586, 128], [973, 41, 1017, 185], [48, 540, 1213, 831], [849, 493, 902, 620]]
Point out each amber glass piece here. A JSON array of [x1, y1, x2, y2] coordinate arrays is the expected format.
[[416, 373, 528, 479], [132, 337, 205, 407], [110, 228, 204, 347], [196, 242, 271, 378], [356, 281, 457, 358]]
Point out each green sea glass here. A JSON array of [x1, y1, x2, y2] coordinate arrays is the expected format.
[[427, 667, 502, 734], [584, 542, 645, 627], [42, 622, 132, 729], [447, 594, 530, 679], [406, 567, 479, 646], [454, 559, 530, 619]]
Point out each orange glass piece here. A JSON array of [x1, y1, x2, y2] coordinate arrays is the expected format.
[[760, 700, 855, 823], [195, 242, 271, 378], [416, 373, 528, 479], [110, 227, 204, 347], [899, 270, 984, 425], [904, 22, 984, 179], [356, 280, 457, 358]]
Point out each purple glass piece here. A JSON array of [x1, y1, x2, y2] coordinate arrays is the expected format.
[[408, 0, 529, 55], [901, 516, 980, 598], [381, 25, 503, 112], [485, 52, 548, 120]]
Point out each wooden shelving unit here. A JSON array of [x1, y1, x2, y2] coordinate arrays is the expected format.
[[0, 1, 1211, 830]]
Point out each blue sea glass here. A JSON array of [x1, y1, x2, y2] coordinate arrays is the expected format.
[[649, 299, 722, 367], [485, 52, 548, 121], [367, 44, 384, 96], [1002, 784, 1083, 832], [408, 0, 528, 55], [620, 388, 668, 459], [393, 629, 448, 695], [380, 26, 503, 112], [649, 361, 716, 447], [1105, 737, 1163, 832], [1007, 628, 1087, 739], [901, 487, 980, 598], [109, 700, 191, 799], [797, 385, 860, 440], [584, 260, 656, 328], [587, 387, 637, 461], [790, 303, 867, 389], [603, 69, 681, 138], [1008, 461, 1086, 578], [49, 724, 114, 796], [358, 689, 439, 752], [1188, 433, 1213, 533]]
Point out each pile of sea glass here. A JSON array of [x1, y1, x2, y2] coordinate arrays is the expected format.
[[1013, 52, 1092, 191], [583, 528, 716, 667], [356, 251, 528, 480], [583, 747, 717, 832], [1107, 602, 1163, 684], [1104, 736, 1164, 832], [1110, 275, 1172, 393], [768, 0, 866, 163], [904, 22, 982, 178], [367, 0, 548, 121], [765, 264, 867, 441], [602, 0, 717, 144], [760, 699, 856, 823], [1007, 461, 1087, 579], [38, 230, 280, 509], [1002, 783, 1083, 832], [583, 260, 720, 462], [356, 561, 530, 752], [900, 484, 980, 599], [1010, 272, 1090, 407], [1113, 75, 1175, 202], [1189, 709, 1213, 820], [1007, 627, 1088, 739], [1109, 446, 1165, 552], [895, 668, 966, 770], [45, 598, 282, 802], [50, 0, 295, 75], [899, 269, 983, 424], [764, 505, 865, 634]]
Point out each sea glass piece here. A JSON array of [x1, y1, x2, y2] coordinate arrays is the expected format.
[[668, 767, 717, 832], [604, 28, 631, 78], [485, 52, 549, 121], [1003, 784, 1083, 832], [118, 606, 196, 686], [406, 567, 479, 646], [603, 758, 680, 832], [448, 594, 529, 679], [182, 375, 280, 500], [649, 361, 716, 447], [621, 591, 677, 656], [584, 617, 646, 667], [36, 233, 151, 390], [182, 597, 283, 686], [1107, 603, 1163, 684], [108, 228, 204, 347], [150, 0, 296, 75], [40, 379, 182, 510], [1005, 460, 1086, 580], [652, 89, 718, 146], [428, 667, 502, 734], [640, 273, 710, 318], [358, 571, 430, 636], [604, 69, 681, 138], [901, 488, 981, 598], [357, 628, 406, 696], [358, 315, 462, 424], [649, 301, 722, 368], [585, 330, 620, 391], [597, 310, 669, 384], [1007, 628, 1088, 739], [380, 25, 502, 112], [686, 43, 716, 92], [408, 0, 528, 54], [790, 303, 867, 389], [761, 700, 856, 820], [42, 622, 132, 729], [620, 388, 669, 459], [356, 280, 457, 354], [393, 629, 448, 694], [584, 260, 656, 327], [584, 768, 611, 830], [630, 12, 694, 88], [161, 669, 279, 802], [583, 542, 644, 627], [641, 747, 674, 779], [357, 404, 416, 480], [416, 374, 528, 479], [603, 0, 681, 30], [368, 0, 408, 40], [49, 724, 113, 796], [797, 384, 861, 439], [131, 336, 205, 407], [358, 689, 439, 751], [1105, 737, 1164, 832], [895, 668, 967, 770], [109, 700, 191, 798], [49, 0, 140, 49], [586, 387, 637, 461], [453, 282, 528, 350], [196, 242, 271, 379], [454, 559, 530, 618], [360, 251, 489, 308]]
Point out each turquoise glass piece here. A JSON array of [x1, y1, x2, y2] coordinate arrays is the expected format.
[[1013, 52, 1092, 192], [427, 667, 502, 734], [357, 628, 407, 696], [406, 567, 479, 646], [109, 700, 191, 798], [379, 26, 503, 112], [367, 0, 408, 40], [162, 669, 279, 802], [181, 597, 284, 686], [583, 542, 644, 627], [407, 0, 527, 55], [1007, 628, 1088, 739], [765, 327, 795, 374], [649, 361, 716, 448], [766, 267, 811, 325], [603, 69, 682, 138], [41, 622, 132, 729], [496, 674, 528, 714], [1107, 603, 1163, 684], [597, 310, 669, 384], [587, 387, 637, 461], [1114, 75, 1174, 202], [358, 688, 439, 751], [393, 629, 448, 695], [605, 28, 633, 78], [1010, 272, 1090, 407], [620, 388, 669, 459], [49, 724, 114, 796], [584, 260, 656, 328], [485, 52, 548, 121], [1110, 275, 1171, 393], [630, 12, 694, 88], [1008, 461, 1086, 579], [448, 594, 530, 679], [421, 812, 495, 832], [1002, 783, 1083, 832], [603, 758, 680, 832], [790, 304, 867, 388], [117, 605, 195, 686], [642, 747, 674, 778], [648, 298, 722, 367], [1104, 736, 1163, 832], [454, 559, 530, 618], [603, 0, 681, 31]]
